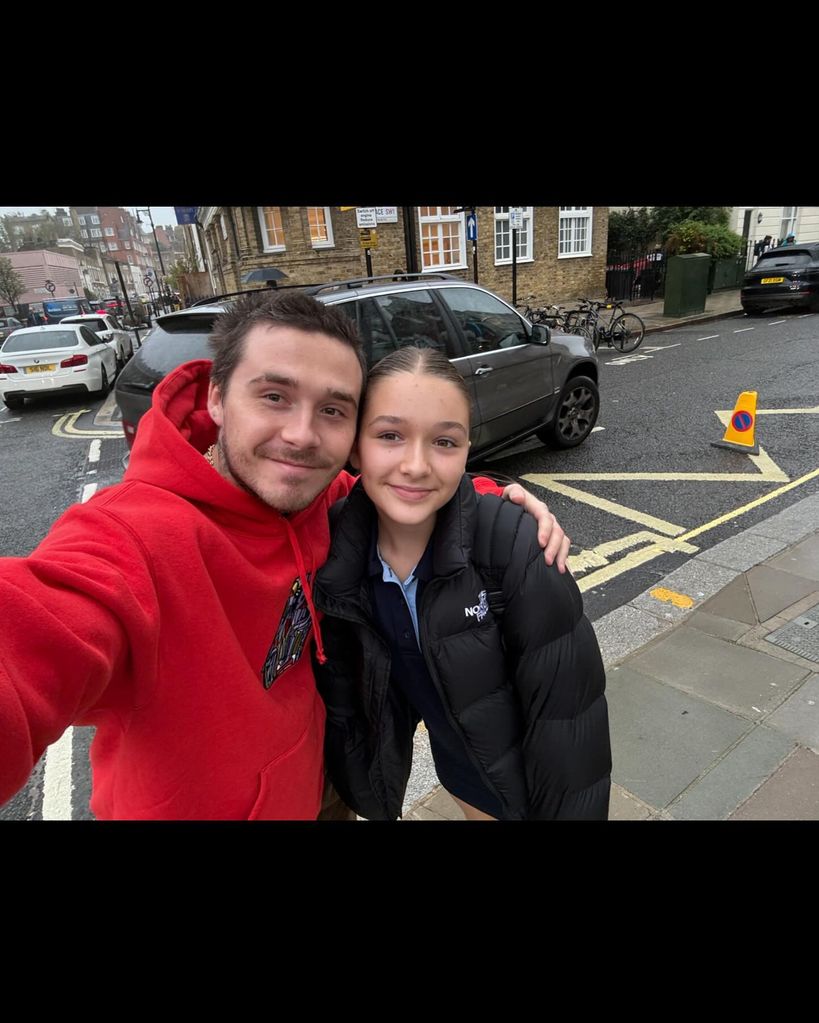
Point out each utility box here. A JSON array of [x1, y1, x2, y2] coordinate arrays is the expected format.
[[663, 253, 711, 317]]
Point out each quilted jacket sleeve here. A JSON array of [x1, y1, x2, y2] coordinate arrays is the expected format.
[[499, 512, 611, 820]]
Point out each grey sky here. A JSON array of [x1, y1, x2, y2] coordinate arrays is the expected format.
[[0, 206, 181, 228]]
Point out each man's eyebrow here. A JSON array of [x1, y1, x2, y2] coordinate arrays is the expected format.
[[247, 374, 358, 408], [367, 415, 467, 435]]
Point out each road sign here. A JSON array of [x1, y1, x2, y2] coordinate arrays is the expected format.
[[466, 213, 477, 242], [509, 207, 523, 229], [359, 228, 378, 249], [44, 279, 56, 294], [356, 207, 377, 229]]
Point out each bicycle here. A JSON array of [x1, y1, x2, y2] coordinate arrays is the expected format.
[[517, 296, 570, 330], [563, 298, 645, 353]]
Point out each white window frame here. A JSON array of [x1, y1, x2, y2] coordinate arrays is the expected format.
[[91, 228, 102, 238], [90, 214, 100, 225], [104, 227, 115, 237], [493, 207, 534, 265], [108, 242, 118, 251], [257, 206, 286, 252], [81, 229, 88, 239], [307, 206, 334, 249], [558, 206, 593, 258], [78, 215, 87, 225], [780, 206, 798, 241], [418, 207, 467, 272], [62, 217, 72, 226]]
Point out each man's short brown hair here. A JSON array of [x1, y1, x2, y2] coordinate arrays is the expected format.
[[209, 290, 367, 395]]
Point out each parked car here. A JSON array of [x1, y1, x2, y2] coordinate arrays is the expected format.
[[0, 323, 118, 410], [0, 317, 23, 344], [116, 275, 600, 460], [61, 313, 134, 368], [741, 242, 819, 315]]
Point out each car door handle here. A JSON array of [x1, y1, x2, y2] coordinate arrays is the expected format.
[[474, 365, 494, 376]]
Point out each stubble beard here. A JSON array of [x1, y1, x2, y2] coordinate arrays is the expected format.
[[214, 435, 337, 514]]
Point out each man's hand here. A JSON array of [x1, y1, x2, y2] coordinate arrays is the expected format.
[[501, 483, 570, 574]]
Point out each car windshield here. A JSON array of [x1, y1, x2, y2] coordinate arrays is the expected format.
[[2, 330, 79, 353], [63, 317, 107, 333], [754, 251, 812, 269], [0, 318, 20, 328]]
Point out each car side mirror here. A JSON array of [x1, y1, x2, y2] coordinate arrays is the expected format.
[[100, 331, 113, 340], [530, 323, 551, 345]]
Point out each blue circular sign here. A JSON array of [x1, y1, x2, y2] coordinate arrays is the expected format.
[[732, 410, 753, 432]]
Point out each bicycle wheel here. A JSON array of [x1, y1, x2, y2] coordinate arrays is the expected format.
[[610, 312, 645, 353]]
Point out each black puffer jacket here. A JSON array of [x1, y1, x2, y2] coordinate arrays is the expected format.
[[313, 477, 611, 820]]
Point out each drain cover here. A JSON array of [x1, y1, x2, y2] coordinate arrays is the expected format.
[[766, 602, 819, 663]]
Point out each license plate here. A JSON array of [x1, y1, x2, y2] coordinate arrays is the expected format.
[[25, 364, 56, 374], [761, 277, 785, 285]]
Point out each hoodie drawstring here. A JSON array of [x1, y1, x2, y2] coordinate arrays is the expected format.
[[282, 517, 327, 665]]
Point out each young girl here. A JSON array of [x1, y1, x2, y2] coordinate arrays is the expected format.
[[313, 347, 611, 820]]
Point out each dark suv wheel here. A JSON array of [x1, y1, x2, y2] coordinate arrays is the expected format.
[[538, 374, 600, 449]]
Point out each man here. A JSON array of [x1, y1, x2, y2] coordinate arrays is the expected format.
[[0, 291, 569, 820]]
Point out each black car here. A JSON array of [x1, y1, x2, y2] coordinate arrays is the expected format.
[[741, 242, 819, 315], [115, 274, 601, 461]]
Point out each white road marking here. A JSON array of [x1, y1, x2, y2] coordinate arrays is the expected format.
[[696, 334, 720, 341], [88, 439, 101, 463], [734, 327, 755, 333], [768, 320, 786, 326], [41, 475, 99, 821], [0, 418, 21, 425]]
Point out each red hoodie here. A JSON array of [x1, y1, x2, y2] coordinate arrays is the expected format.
[[0, 360, 505, 820], [0, 360, 356, 819]]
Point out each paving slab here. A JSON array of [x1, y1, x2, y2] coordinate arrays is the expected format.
[[687, 609, 754, 643], [626, 625, 810, 718], [765, 536, 819, 584], [745, 565, 819, 622], [729, 748, 819, 820], [749, 505, 819, 544], [423, 786, 465, 820], [609, 784, 653, 820], [606, 665, 749, 808], [765, 674, 819, 753], [668, 726, 795, 820], [698, 575, 759, 625]]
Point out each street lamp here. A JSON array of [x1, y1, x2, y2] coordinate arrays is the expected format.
[[135, 206, 169, 311]]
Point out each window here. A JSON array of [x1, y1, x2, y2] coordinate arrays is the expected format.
[[494, 207, 533, 264], [62, 217, 72, 227], [108, 242, 118, 251], [439, 287, 526, 356], [78, 215, 86, 226], [105, 227, 115, 237], [91, 229, 102, 238], [90, 215, 100, 225], [370, 290, 455, 358], [307, 207, 334, 248], [124, 241, 131, 249], [780, 206, 798, 241], [220, 213, 228, 240], [558, 207, 593, 257], [419, 207, 467, 271], [81, 230, 88, 239], [257, 207, 285, 251]]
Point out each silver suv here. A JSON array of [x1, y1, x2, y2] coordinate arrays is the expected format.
[[115, 274, 600, 460]]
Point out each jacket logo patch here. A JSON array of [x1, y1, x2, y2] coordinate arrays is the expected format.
[[262, 576, 312, 689], [464, 589, 489, 622]]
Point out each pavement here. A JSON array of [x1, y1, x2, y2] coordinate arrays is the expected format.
[[404, 288, 819, 821]]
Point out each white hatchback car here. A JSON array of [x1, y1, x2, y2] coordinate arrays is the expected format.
[[0, 323, 118, 410]]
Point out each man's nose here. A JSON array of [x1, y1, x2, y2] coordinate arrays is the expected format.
[[279, 408, 320, 449]]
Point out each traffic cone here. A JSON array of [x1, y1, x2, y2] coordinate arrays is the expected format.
[[711, 391, 759, 455]]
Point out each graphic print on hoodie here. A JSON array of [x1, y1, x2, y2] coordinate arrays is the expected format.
[[263, 575, 313, 688]]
